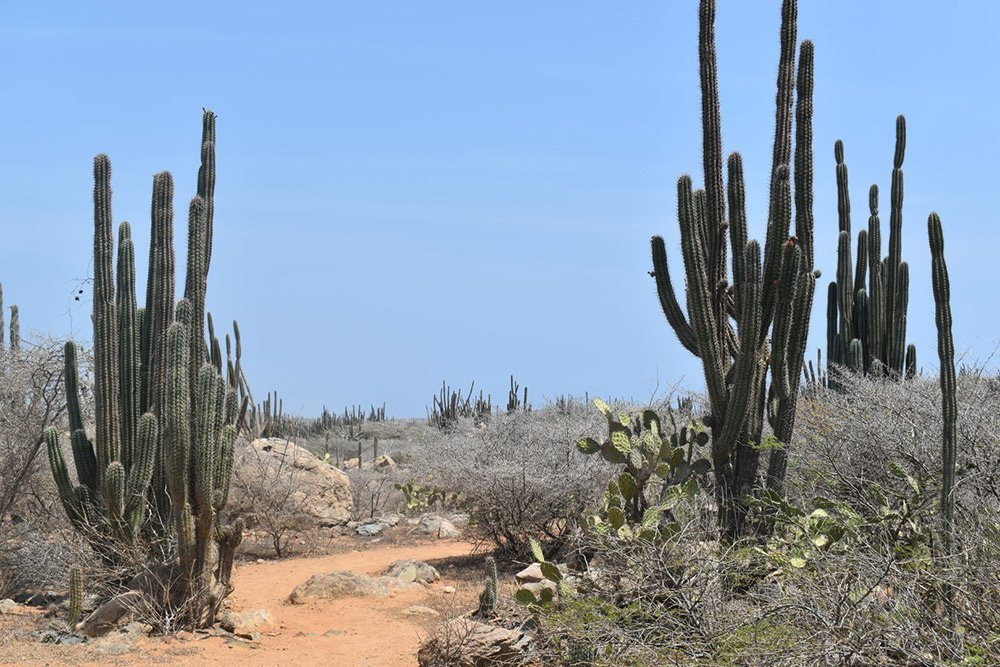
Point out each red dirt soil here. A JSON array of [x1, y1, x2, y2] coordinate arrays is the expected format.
[[0, 540, 478, 666], [143, 540, 476, 666]]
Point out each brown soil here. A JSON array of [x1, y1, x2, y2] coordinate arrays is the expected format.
[[0, 539, 482, 666]]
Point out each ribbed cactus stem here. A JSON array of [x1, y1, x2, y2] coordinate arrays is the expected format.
[[847, 339, 863, 372], [69, 567, 83, 628], [928, 213, 956, 556], [165, 321, 191, 532], [867, 184, 885, 370], [793, 40, 815, 270], [836, 230, 854, 344], [9, 305, 19, 352], [117, 222, 139, 472], [93, 154, 122, 499], [885, 116, 906, 375]]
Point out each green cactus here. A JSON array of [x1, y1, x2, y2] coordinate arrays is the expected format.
[[578, 401, 711, 542], [68, 567, 83, 628], [47, 110, 244, 629], [477, 555, 498, 618], [8, 305, 19, 352], [650, 0, 816, 538], [928, 213, 956, 555], [826, 117, 913, 382]]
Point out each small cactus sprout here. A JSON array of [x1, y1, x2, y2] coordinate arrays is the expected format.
[[477, 555, 498, 618], [68, 566, 84, 628]]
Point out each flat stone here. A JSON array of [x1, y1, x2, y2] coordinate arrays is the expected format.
[[402, 605, 440, 617], [0, 599, 17, 614]]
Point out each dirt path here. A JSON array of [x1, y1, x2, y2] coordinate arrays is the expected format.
[[142, 540, 477, 666]]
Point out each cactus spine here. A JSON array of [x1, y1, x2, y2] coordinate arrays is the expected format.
[[47, 110, 244, 628], [928, 213, 956, 556], [650, 0, 816, 538], [826, 117, 912, 381]]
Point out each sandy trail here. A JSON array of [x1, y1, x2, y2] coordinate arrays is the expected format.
[[140, 540, 476, 666]]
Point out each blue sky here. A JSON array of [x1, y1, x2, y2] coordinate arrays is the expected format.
[[0, 2, 996, 417]]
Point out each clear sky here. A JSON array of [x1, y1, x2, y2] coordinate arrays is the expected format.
[[0, 2, 995, 417]]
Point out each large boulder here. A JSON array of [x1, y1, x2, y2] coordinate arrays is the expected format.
[[234, 438, 352, 527]]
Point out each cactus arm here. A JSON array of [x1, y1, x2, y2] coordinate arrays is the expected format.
[[651, 236, 699, 356], [677, 176, 726, 413], [793, 40, 815, 270]]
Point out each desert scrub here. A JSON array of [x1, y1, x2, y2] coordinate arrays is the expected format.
[[411, 400, 613, 560]]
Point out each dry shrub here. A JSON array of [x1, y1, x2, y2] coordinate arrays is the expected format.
[[411, 400, 628, 561], [528, 372, 999, 666], [347, 466, 406, 521], [0, 338, 71, 596], [228, 439, 319, 558]]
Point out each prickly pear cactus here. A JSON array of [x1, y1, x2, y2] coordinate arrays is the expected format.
[[577, 399, 711, 542]]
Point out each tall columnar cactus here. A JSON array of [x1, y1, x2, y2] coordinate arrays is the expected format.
[[825, 117, 913, 381], [47, 110, 245, 629], [928, 213, 956, 556], [9, 305, 19, 352], [650, 0, 816, 538]]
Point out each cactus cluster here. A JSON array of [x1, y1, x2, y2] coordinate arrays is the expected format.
[[0, 285, 22, 353], [428, 380, 492, 428], [825, 117, 916, 383], [506, 375, 528, 413], [650, 0, 816, 537], [47, 110, 246, 627]]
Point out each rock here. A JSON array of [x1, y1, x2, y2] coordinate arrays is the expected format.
[[288, 572, 411, 604], [515, 562, 568, 584], [0, 599, 17, 614], [343, 457, 361, 469], [514, 563, 544, 584], [235, 438, 353, 527], [442, 586, 456, 594], [402, 605, 440, 617], [381, 513, 404, 527], [518, 580, 556, 597], [220, 608, 273, 634], [418, 618, 529, 667], [356, 521, 387, 536], [418, 515, 462, 539], [384, 559, 440, 584], [374, 455, 397, 469]]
